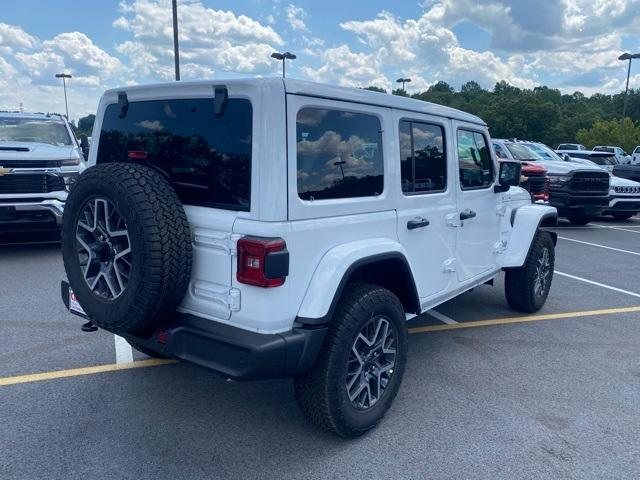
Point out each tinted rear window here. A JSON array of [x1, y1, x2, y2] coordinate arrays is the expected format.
[[98, 98, 252, 211]]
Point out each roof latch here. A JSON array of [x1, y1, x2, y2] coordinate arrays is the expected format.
[[118, 91, 129, 119], [214, 86, 228, 118]]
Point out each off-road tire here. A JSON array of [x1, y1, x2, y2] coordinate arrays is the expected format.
[[62, 162, 192, 334], [294, 283, 408, 438], [567, 216, 592, 225], [612, 213, 634, 221], [505, 231, 555, 313]]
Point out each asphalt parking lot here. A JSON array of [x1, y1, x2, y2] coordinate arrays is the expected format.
[[1, 217, 640, 480]]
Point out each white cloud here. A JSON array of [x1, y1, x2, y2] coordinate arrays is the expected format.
[[286, 4, 308, 32], [113, 0, 284, 77], [306, 11, 533, 91], [0, 23, 38, 50]]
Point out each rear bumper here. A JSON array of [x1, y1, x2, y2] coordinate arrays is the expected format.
[[61, 281, 327, 381], [0, 198, 65, 231]]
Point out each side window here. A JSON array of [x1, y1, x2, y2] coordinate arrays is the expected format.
[[296, 108, 383, 201], [493, 143, 508, 159], [457, 130, 494, 190], [399, 120, 446, 194]]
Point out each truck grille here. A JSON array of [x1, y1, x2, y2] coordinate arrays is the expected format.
[[0, 174, 65, 194], [570, 172, 609, 195], [0, 160, 62, 169], [524, 172, 548, 195]]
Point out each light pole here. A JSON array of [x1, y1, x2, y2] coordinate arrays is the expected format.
[[172, 0, 180, 81], [396, 77, 411, 93], [271, 52, 296, 78], [55, 73, 72, 119], [619, 52, 640, 121]]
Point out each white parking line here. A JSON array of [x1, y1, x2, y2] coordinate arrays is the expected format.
[[558, 236, 640, 256], [114, 335, 133, 364], [592, 224, 640, 234], [427, 309, 458, 324], [556, 271, 640, 299]]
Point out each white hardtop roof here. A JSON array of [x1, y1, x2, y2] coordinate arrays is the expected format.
[[104, 77, 486, 126]]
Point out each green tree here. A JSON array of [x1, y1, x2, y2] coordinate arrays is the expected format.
[[576, 118, 640, 152], [363, 86, 386, 93], [77, 114, 96, 136]]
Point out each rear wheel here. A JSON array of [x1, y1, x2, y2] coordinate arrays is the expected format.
[[505, 231, 555, 313], [567, 216, 592, 225], [294, 283, 408, 438], [612, 213, 634, 221]]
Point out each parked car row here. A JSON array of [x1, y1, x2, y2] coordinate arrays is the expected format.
[[556, 143, 640, 165], [496, 138, 640, 224]]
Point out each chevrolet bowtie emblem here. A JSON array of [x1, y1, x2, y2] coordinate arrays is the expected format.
[[0, 167, 10, 176]]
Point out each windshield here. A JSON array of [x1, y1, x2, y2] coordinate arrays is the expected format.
[[567, 151, 617, 165], [588, 155, 617, 166], [593, 147, 613, 153], [523, 143, 562, 161], [505, 143, 544, 161], [0, 118, 72, 146]]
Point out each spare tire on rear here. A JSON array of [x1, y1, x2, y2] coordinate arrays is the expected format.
[[62, 162, 192, 334]]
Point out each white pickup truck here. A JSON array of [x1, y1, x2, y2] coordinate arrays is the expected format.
[[0, 112, 86, 233]]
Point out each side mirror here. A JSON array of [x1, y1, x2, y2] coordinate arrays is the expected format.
[[495, 161, 521, 193], [563, 153, 571, 162], [79, 134, 90, 159]]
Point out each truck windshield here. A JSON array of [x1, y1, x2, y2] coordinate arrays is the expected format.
[[505, 143, 544, 161], [524, 143, 563, 161], [0, 118, 72, 146]]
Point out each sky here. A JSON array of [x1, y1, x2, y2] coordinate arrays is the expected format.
[[1, 0, 639, 120]]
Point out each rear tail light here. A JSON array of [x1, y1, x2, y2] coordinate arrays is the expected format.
[[237, 236, 289, 288]]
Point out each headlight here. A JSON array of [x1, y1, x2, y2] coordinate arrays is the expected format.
[[61, 158, 81, 166], [548, 174, 570, 185]]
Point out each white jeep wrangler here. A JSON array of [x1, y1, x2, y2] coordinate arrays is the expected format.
[[61, 79, 557, 437]]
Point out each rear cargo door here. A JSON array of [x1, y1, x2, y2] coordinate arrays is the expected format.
[[96, 89, 255, 321]]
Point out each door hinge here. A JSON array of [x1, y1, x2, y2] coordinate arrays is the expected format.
[[496, 205, 507, 216], [493, 240, 507, 254], [443, 258, 456, 273], [193, 231, 242, 255], [192, 282, 242, 312], [227, 288, 241, 311], [445, 213, 461, 228]]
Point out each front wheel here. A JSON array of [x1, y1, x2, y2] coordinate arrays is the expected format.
[[505, 231, 555, 313], [294, 283, 408, 438]]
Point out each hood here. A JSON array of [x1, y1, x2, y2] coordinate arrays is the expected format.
[[543, 160, 604, 175], [610, 175, 640, 188], [0, 142, 80, 162]]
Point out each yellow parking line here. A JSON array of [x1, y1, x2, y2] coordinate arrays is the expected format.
[[0, 358, 177, 387], [2, 305, 640, 388], [408, 305, 640, 334]]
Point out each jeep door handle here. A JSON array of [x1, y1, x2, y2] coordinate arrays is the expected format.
[[407, 217, 430, 230], [459, 209, 477, 221]]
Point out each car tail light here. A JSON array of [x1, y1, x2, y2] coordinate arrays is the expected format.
[[237, 236, 289, 288]]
